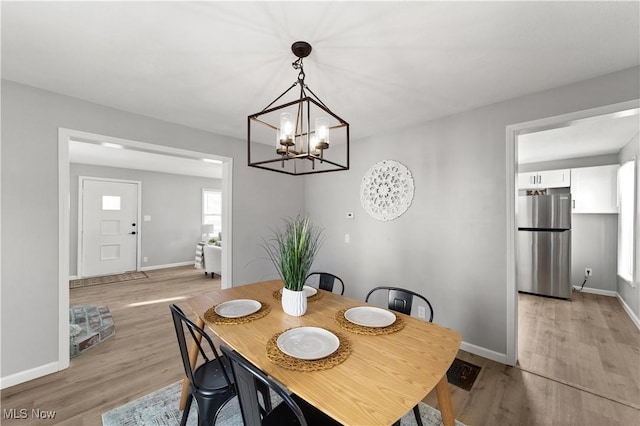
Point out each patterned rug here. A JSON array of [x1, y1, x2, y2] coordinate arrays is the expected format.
[[102, 381, 466, 426], [70, 271, 148, 289]]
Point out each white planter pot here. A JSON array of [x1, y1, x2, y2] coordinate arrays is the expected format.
[[281, 287, 307, 317]]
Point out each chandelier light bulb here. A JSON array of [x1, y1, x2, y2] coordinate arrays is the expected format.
[[279, 112, 295, 146], [315, 117, 329, 150]]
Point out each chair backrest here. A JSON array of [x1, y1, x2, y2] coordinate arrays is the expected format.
[[365, 286, 434, 322], [220, 345, 308, 426], [169, 304, 232, 387], [305, 272, 345, 295]]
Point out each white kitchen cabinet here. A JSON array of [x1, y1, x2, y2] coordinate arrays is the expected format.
[[518, 169, 571, 189], [571, 164, 619, 214]]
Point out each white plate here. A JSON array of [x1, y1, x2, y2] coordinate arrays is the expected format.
[[344, 306, 396, 328], [279, 285, 318, 297], [276, 327, 340, 360], [214, 299, 261, 318]]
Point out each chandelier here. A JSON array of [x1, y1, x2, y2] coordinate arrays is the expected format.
[[248, 41, 350, 175]]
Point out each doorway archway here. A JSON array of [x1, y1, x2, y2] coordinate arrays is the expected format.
[[505, 99, 639, 365], [57, 128, 233, 369]]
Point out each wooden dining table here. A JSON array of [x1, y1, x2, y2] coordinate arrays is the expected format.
[[182, 279, 461, 426]]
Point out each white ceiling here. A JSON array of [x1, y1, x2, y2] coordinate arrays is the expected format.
[[518, 113, 640, 165], [2, 1, 639, 169], [69, 140, 223, 179]]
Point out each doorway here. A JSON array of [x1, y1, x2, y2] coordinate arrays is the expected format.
[[57, 128, 234, 370], [505, 99, 639, 366], [78, 177, 141, 278]]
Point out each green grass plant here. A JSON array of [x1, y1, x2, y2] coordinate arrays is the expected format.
[[263, 215, 324, 291]]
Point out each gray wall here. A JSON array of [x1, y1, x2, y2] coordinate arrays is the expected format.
[[571, 214, 618, 292], [618, 133, 640, 318], [520, 155, 620, 293], [69, 164, 222, 275], [305, 66, 640, 357], [1, 80, 304, 381]]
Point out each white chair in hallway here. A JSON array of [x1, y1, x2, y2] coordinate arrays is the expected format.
[[203, 244, 222, 278]]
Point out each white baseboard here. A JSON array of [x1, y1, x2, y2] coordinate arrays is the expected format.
[[617, 293, 640, 330], [0, 362, 59, 390], [572, 286, 617, 297], [573, 287, 638, 329], [140, 261, 194, 272], [460, 341, 507, 364]]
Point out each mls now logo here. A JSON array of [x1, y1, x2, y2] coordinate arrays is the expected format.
[[3, 408, 56, 420]]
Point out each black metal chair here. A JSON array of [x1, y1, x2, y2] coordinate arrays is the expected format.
[[220, 345, 342, 426], [365, 286, 435, 426], [170, 304, 236, 426], [304, 272, 345, 295]]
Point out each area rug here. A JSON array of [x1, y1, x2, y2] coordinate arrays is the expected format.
[[102, 381, 466, 426], [70, 271, 148, 289]]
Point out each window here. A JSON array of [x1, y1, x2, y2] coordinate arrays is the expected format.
[[617, 159, 636, 283], [202, 189, 222, 234], [102, 195, 121, 210]]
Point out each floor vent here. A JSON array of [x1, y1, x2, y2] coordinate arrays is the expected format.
[[447, 358, 481, 391]]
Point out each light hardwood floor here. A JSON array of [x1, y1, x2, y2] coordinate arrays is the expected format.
[[2, 266, 639, 425]]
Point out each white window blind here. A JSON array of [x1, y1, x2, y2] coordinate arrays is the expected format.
[[617, 159, 636, 283], [202, 189, 222, 233]]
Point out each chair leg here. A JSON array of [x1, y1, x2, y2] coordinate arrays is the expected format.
[[180, 393, 193, 426], [195, 392, 234, 426], [413, 404, 424, 426]]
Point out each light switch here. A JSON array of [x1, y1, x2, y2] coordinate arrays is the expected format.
[[344, 234, 350, 243], [144, 215, 151, 221]]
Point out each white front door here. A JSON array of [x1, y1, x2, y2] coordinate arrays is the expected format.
[[80, 178, 139, 277]]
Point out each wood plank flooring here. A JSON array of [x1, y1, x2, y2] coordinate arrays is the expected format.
[[518, 292, 640, 409], [1, 266, 217, 425], [2, 266, 639, 425]]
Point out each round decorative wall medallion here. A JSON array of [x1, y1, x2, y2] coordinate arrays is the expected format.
[[360, 160, 414, 221]]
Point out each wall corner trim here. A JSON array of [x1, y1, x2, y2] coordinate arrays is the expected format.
[[140, 261, 194, 272], [460, 341, 508, 365], [571, 286, 617, 297], [0, 362, 60, 390], [617, 293, 640, 330]]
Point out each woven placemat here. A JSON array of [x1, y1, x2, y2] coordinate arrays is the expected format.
[[266, 328, 352, 372], [334, 306, 406, 335], [271, 289, 324, 302], [204, 302, 271, 325]]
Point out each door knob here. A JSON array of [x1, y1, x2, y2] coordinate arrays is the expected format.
[[130, 231, 136, 235]]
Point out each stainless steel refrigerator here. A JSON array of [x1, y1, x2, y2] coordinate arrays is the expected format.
[[517, 194, 572, 299]]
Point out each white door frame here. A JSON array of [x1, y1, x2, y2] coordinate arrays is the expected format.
[[77, 176, 142, 278], [505, 99, 639, 366], [58, 128, 234, 370]]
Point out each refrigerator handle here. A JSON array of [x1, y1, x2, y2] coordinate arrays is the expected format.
[[572, 200, 575, 209]]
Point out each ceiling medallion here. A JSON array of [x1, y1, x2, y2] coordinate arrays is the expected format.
[[360, 160, 414, 221], [247, 41, 350, 176]]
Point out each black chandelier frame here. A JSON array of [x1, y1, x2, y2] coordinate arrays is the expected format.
[[247, 41, 350, 176]]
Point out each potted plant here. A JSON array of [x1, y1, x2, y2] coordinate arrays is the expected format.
[[263, 215, 324, 316]]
